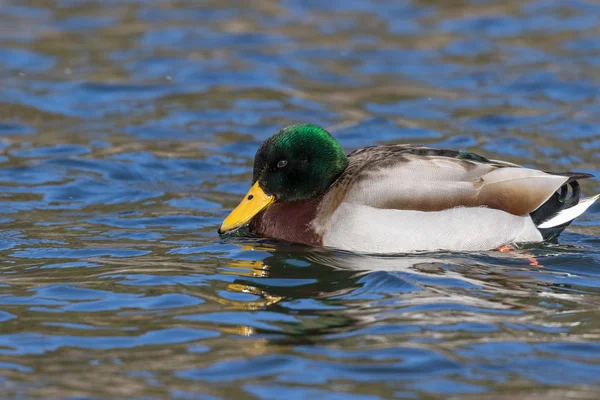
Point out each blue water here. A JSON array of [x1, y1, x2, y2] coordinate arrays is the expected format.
[[1, 0, 600, 398]]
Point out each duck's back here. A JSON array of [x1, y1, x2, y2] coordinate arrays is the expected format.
[[330, 145, 568, 215]]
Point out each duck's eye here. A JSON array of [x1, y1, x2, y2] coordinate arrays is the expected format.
[[277, 160, 288, 168]]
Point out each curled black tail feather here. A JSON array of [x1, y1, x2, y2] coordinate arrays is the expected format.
[[531, 172, 593, 240]]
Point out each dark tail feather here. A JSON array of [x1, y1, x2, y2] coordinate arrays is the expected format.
[[530, 172, 594, 241]]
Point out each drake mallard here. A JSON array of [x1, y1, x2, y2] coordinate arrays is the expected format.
[[218, 124, 599, 253]]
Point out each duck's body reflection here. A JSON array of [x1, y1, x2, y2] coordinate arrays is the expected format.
[[215, 240, 561, 343]]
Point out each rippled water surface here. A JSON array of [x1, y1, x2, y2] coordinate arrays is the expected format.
[[1, 1, 600, 398]]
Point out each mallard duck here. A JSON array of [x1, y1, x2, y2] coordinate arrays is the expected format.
[[218, 124, 599, 253]]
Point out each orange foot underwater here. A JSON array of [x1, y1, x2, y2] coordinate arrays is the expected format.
[[497, 244, 541, 267]]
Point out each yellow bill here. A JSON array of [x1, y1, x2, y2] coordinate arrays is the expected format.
[[218, 182, 275, 233]]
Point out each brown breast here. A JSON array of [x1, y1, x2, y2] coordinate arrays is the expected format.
[[248, 197, 323, 246]]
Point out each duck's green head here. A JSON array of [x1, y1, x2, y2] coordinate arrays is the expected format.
[[219, 124, 348, 233], [253, 124, 349, 202]]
